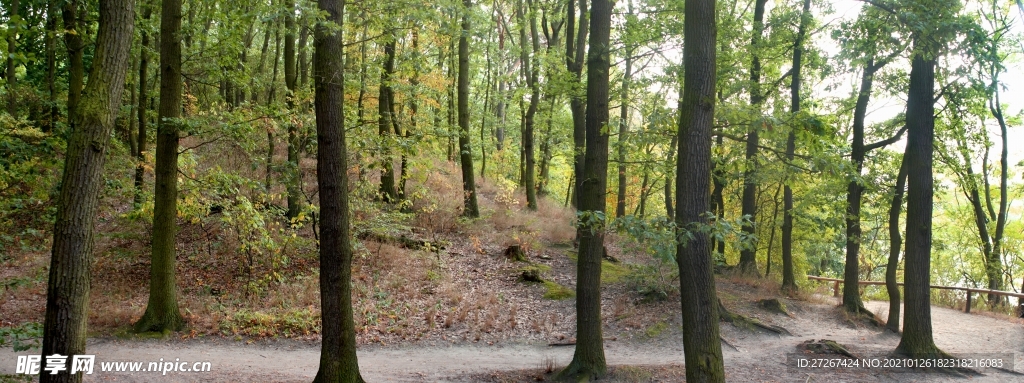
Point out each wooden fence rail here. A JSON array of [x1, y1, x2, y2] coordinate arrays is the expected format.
[[806, 275, 1024, 314]]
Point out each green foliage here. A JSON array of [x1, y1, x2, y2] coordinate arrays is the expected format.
[[0, 322, 43, 352], [0, 115, 63, 253]]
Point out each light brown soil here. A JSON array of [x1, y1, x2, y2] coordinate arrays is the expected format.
[[2, 297, 1021, 382]]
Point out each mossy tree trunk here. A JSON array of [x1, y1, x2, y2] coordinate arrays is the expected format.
[[377, 28, 399, 203], [135, 0, 185, 333], [556, 0, 611, 380], [312, 0, 364, 380], [674, 0, 725, 380], [41, 1, 135, 382]]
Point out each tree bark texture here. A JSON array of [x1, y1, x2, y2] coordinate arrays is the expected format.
[[675, 0, 726, 379], [41, 1, 135, 382], [458, 0, 480, 218], [312, 0, 364, 380], [135, 0, 185, 333]]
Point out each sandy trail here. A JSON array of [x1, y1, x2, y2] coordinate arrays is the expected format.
[[2, 299, 1022, 382]]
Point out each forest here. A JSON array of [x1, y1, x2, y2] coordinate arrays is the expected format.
[[1, 0, 1023, 381]]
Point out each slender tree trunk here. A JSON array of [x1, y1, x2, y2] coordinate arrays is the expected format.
[[40, 2, 134, 382], [519, 0, 540, 211], [378, 30, 399, 203], [987, 46, 1010, 306], [895, 42, 943, 358], [63, 0, 85, 129], [566, 0, 588, 209], [675, 0, 725, 378], [557, 0, 611, 379], [710, 135, 726, 255], [765, 184, 782, 277], [4, 0, 18, 116], [135, 0, 185, 333], [45, 0, 58, 131], [284, 0, 302, 218], [843, 56, 886, 313], [458, 0, 480, 217], [134, 5, 152, 207], [312, 0, 363, 380], [265, 26, 282, 192], [782, 0, 810, 292], [615, 0, 634, 218], [664, 134, 677, 220], [737, 0, 769, 276], [886, 156, 907, 333]]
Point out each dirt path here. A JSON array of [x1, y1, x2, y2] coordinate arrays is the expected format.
[[2, 299, 1021, 382]]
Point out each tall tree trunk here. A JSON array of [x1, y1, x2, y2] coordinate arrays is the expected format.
[[40, 2, 134, 382], [63, 0, 85, 129], [519, 0, 540, 211], [45, 0, 58, 131], [615, 0, 634, 218], [737, 0, 769, 276], [843, 58, 875, 313], [265, 26, 282, 192], [782, 0, 810, 292], [886, 156, 907, 333], [4, 0, 18, 116], [284, 0, 302, 218], [987, 40, 1010, 306], [134, 4, 152, 207], [312, 0, 363, 380], [458, 0, 480, 217], [566, 0, 588, 209], [895, 41, 943, 358], [675, 0, 725, 378], [377, 30, 399, 203], [135, 0, 185, 333], [556, 0, 611, 379]]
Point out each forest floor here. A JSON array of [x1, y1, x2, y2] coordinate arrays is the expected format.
[[1, 295, 1022, 382], [3, 161, 1024, 381]]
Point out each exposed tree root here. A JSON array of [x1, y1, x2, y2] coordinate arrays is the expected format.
[[718, 299, 792, 335], [840, 303, 884, 327], [757, 298, 792, 317], [800, 339, 860, 359]]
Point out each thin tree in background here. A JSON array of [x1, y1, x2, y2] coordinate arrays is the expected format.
[[675, 0, 725, 379], [556, 0, 611, 379], [886, 156, 907, 333], [40, 1, 135, 382], [737, 0, 769, 276], [135, 0, 185, 333], [312, 0, 364, 380], [781, 0, 811, 293], [458, 0, 481, 218], [565, 0, 587, 208]]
